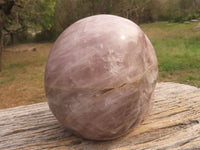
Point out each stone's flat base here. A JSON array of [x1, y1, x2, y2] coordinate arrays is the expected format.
[[0, 82, 200, 150]]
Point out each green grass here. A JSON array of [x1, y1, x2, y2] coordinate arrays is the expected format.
[[141, 22, 200, 87]]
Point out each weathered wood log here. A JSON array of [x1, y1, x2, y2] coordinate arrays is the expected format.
[[0, 82, 200, 150]]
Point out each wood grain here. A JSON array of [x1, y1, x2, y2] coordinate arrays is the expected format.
[[0, 82, 200, 150]]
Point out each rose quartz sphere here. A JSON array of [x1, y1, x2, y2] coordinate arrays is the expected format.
[[45, 15, 158, 140]]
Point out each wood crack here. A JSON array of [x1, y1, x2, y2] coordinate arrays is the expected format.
[[3, 123, 57, 137], [159, 119, 199, 130]]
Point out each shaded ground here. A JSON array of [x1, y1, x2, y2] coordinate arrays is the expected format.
[[4, 43, 43, 52]]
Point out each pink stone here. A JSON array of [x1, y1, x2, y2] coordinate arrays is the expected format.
[[45, 15, 158, 140]]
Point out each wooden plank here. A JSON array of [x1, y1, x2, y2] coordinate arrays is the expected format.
[[0, 82, 200, 150]]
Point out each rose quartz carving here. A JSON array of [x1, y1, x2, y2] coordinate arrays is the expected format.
[[45, 15, 158, 141]]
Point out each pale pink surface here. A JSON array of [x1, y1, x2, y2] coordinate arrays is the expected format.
[[45, 15, 158, 140]]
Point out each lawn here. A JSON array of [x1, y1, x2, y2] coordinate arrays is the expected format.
[[0, 43, 52, 109], [0, 22, 199, 109], [141, 22, 200, 88]]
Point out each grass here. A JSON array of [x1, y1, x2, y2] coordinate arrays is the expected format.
[[0, 43, 52, 109], [0, 22, 200, 109], [141, 22, 200, 88]]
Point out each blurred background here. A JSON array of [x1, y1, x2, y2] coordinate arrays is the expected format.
[[0, 0, 200, 108]]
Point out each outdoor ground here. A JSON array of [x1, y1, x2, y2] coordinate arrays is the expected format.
[[0, 21, 199, 109], [141, 22, 200, 87]]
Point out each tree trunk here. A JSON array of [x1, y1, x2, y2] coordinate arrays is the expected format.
[[0, 0, 15, 72], [0, 23, 3, 72], [0, 30, 3, 72], [10, 33, 14, 45], [0, 7, 3, 72]]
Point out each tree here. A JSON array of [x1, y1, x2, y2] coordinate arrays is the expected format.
[[0, 0, 15, 72], [53, 0, 162, 33], [0, 0, 55, 72]]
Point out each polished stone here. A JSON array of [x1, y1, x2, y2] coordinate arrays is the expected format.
[[45, 15, 158, 140]]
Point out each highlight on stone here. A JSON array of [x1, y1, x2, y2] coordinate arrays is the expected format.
[[45, 14, 158, 141]]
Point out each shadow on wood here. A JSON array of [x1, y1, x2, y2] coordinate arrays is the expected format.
[[0, 82, 200, 150]]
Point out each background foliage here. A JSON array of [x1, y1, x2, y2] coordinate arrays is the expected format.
[[52, 0, 200, 35], [1, 0, 200, 43]]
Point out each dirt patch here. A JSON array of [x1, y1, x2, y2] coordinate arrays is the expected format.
[[194, 23, 200, 30], [4, 43, 53, 52], [0, 43, 53, 109]]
